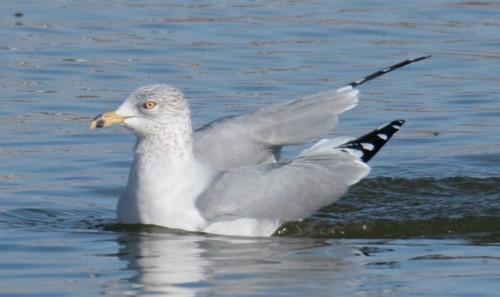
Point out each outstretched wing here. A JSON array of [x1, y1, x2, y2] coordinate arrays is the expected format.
[[194, 86, 358, 170], [193, 56, 430, 171], [196, 119, 405, 223], [196, 151, 370, 223]]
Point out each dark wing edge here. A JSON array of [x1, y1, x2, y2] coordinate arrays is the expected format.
[[338, 119, 405, 163], [347, 55, 431, 88]]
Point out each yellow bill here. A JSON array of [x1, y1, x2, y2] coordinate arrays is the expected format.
[[90, 111, 129, 129]]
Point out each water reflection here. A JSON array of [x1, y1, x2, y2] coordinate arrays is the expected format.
[[117, 232, 210, 296], [115, 230, 356, 296]]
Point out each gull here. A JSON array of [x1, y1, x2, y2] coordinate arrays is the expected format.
[[90, 56, 430, 236]]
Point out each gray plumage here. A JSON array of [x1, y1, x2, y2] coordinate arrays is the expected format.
[[194, 87, 357, 170], [197, 153, 369, 222]]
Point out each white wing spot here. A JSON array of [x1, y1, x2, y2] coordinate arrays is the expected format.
[[391, 125, 401, 130], [377, 133, 388, 140], [341, 148, 364, 159], [361, 143, 375, 151]]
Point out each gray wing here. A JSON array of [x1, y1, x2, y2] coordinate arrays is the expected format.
[[193, 86, 358, 170], [196, 150, 370, 222]]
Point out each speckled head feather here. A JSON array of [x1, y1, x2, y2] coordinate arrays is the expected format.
[[116, 84, 194, 155]]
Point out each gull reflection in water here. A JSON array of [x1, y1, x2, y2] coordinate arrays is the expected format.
[[115, 229, 362, 296]]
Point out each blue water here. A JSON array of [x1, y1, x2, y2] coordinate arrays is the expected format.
[[1, 0, 499, 296]]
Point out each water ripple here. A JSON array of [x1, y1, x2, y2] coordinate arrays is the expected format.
[[276, 177, 500, 239]]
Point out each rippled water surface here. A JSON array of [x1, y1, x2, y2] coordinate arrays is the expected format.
[[1, 0, 499, 296]]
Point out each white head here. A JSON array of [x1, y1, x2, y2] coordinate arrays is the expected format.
[[91, 84, 194, 155]]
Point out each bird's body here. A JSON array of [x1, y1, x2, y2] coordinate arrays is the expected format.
[[117, 151, 211, 232], [91, 56, 429, 236]]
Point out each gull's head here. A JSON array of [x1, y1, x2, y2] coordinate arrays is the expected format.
[[90, 84, 191, 139]]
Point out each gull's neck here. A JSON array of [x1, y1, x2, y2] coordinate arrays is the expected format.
[[134, 122, 194, 161], [135, 136, 193, 161]]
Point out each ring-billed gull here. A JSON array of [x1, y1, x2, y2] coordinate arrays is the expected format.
[[91, 56, 430, 236]]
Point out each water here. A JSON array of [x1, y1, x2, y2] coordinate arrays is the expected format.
[[1, 0, 499, 296]]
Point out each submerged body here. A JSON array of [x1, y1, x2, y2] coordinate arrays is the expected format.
[[91, 56, 429, 236]]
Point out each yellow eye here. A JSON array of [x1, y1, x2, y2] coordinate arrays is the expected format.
[[142, 101, 156, 109]]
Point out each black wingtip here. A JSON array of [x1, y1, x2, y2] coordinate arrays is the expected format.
[[347, 55, 431, 88], [338, 120, 405, 162]]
